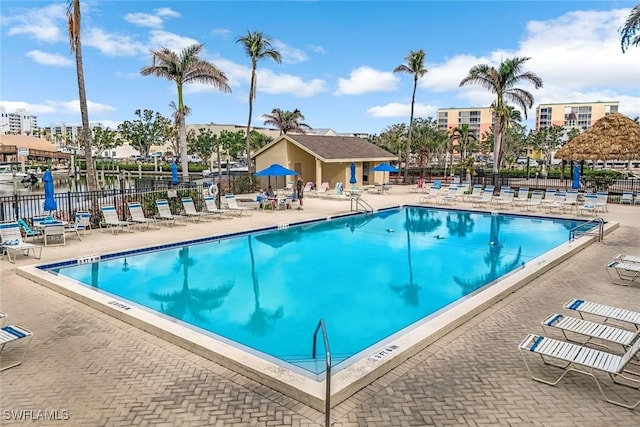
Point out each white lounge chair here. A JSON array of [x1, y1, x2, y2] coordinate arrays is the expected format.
[[179, 197, 207, 222], [100, 205, 135, 234], [155, 199, 187, 225], [464, 185, 484, 202], [542, 313, 640, 351], [620, 191, 634, 205], [419, 186, 440, 204], [472, 189, 493, 207], [596, 191, 609, 212], [203, 196, 230, 219], [493, 188, 515, 209], [513, 187, 529, 207], [0, 324, 33, 371], [0, 221, 42, 263], [564, 298, 640, 329], [562, 190, 579, 212], [224, 194, 253, 216], [127, 202, 161, 230], [64, 211, 92, 240], [606, 259, 640, 286], [578, 194, 598, 216], [519, 333, 640, 409], [613, 253, 640, 264]]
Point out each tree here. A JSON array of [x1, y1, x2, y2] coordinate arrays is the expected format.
[[394, 49, 428, 183], [218, 130, 246, 159], [620, 4, 640, 52], [67, 0, 97, 190], [261, 108, 311, 135], [141, 43, 231, 179], [117, 109, 169, 157], [449, 124, 477, 162], [529, 124, 564, 167], [373, 123, 408, 162], [237, 31, 281, 172], [187, 128, 218, 166], [92, 127, 122, 155], [249, 130, 273, 151], [459, 57, 543, 173]]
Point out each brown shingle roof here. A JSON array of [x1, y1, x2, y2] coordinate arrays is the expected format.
[[0, 135, 58, 152], [287, 134, 396, 161]]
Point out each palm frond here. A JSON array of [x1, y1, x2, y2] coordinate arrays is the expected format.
[[620, 4, 640, 52]]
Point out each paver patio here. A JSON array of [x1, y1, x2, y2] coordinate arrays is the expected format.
[[1, 189, 639, 426]]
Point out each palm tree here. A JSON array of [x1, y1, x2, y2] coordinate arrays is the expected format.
[[621, 4, 640, 52], [67, 0, 97, 191], [246, 236, 283, 335], [449, 124, 477, 162], [394, 49, 428, 183], [237, 31, 281, 172], [141, 43, 231, 179], [459, 57, 543, 175], [261, 108, 311, 135]]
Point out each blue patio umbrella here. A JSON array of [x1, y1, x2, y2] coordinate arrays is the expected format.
[[572, 164, 581, 189], [42, 169, 57, 213], [255, 163, 298, 188], [171, 162, 179, 185], [349, 162, 357, 184], [370, 162, 399, 184]]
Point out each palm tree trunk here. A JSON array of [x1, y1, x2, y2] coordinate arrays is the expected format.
[[177, 85, 188, 180], [405, 78, 418, 183], [245, 66, 257, 173], [493, 118, 504, 175], [74, 36, 97, 191]]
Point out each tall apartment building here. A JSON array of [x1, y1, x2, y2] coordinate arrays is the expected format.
[[535, 101, 619, 131], [437, 107, 494, 138], [0, 106, 38, 135], [46, 122, 104, 147]]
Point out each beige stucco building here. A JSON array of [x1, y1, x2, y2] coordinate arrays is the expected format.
[[253, 134, 396, 188], [535, 101, 619, 131], [437, 107, 494, 138]]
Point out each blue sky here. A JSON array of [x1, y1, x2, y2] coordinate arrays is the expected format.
[[1, 0, 639, 135]]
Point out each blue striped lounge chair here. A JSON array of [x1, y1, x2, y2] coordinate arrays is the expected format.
[[127, 202, 161, 230], [0, 221, 42, 263], [518, 333, 640, 409], [155, 199, 187, 226], [0, 324, 33, 371], [100, 205, 134, 234], [563, 298, 640, 329]]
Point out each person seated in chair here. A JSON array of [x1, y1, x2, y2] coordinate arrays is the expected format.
[[266, 186, 275, 198]]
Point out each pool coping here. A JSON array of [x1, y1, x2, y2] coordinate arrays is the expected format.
[[16, 207, 618, 411]]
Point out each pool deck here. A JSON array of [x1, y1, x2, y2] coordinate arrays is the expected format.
[[2, 188, 640, 426]]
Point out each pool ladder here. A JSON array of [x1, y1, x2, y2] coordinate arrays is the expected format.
[[350, 194, 373, 213], [569, 217, 605, 242], [312, 318, 332, 426]]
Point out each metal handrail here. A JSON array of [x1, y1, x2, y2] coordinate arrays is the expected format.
[[312, 318, 331, 426], [570, 217, 605, 242], [350, 194, 373, 213]]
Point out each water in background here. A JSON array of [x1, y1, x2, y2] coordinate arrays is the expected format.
[[0, 175, 143, 195]]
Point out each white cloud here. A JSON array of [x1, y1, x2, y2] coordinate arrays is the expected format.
[[47, 100, 118, 116], [367, 102, 437, 118], [148, 30, 200, 53], [4, 4, 66, 43], [271, 40, 308, 63], [335, 66, 398, 95], [26, 50, 73, 67], [124, 13, 164, 28], [94, 120, 123, 130], [154, 8, 180, 18], [211, 28, 233, 39], [308, 45, 325, 54], [0, 101, 56, 115], [84, 28, 148, 56]]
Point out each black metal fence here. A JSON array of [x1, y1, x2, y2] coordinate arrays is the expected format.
[[0, 181, 203, 227]]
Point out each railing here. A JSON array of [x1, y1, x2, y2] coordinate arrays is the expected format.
[[350, 193, 373, 213], [312, 318, 332, 426], [569, 217, 605, 242], [0, 182, 200, 226]]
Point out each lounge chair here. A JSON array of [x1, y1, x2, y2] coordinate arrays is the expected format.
[[620, 191, 634, 205], [17, 219, 42, 242], [493, 188, 515, 209], [100, 205, 135, 234], [203, 196, 230, 219], [606, 259, 640, 286], [521, 190, 543, 212], [0, 324, 33, 371], [596, 191, 609, 212], [436, 186, 457, 205], [155, 199, 187, 225], [562, 190, 579, 212], [0, 221, 42, 263], [409, 179, 424, 193], [472, 189, 493, 207], [564, 298, 640, 329], [613, 253, 640, 264], [224, 194, 253, 216], [419, 186, 440, 204], [464, 185, 484, 202], [544, 192, 566, 213], [127, 202, 161, 230], [64, 211, 92, 240], [0, 312, 6, 327], [181, 197, 209, 222], [518, 333, 640, 409], [312, 182, 329, 198], [542, 313, 639, 351], [578, 194, 598, 216], [512, 187, 529, 207]]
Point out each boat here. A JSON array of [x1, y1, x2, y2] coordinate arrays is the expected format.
[[0, 163, 34, 184]]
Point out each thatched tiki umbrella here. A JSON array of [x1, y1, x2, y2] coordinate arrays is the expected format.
[[555, 112, 640, 163]]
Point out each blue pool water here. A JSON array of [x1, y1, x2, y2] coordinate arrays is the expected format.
[[48, 207, 583, 374]]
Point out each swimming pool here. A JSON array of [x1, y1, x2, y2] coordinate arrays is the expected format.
[[21, 206, 603, 410]]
